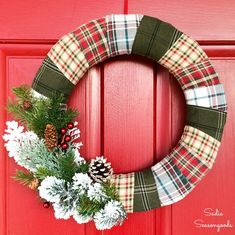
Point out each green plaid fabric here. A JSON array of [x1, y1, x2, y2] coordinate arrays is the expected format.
[[32, 57, 74, 101], [186, 105, 227, 141], [158, 34, 208, 74], [132, 15, 182, 61], [133, 168, 161, 212], [48, 33, 89, 85]]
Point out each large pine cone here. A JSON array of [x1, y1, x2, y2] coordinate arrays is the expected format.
[[44, 124, 58, 151], [89, 156, 113, 183]]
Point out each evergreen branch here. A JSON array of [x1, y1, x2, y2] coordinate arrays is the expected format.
[[57, 152, 81, 182], [12, 85, 32, 100], [78, 196, 105, 216], [77, 162, 89, 173], [7, 85, 79, 138], [35, 167, 54, 180], [102, 181, 119, 201], [13, 170, 35, 186]]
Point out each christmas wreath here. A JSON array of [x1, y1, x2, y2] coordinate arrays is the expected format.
[[3, 14, 227, 230]]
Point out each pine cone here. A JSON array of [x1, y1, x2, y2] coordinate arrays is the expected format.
[[28, 178, 39, 190], [89, 156, 113, 183], [23, 100, 32, 110], [44, 124, 58, 151]]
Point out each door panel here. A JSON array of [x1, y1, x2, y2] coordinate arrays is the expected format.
[[129, 0, 235, 41], [0, 1, 234, 235]]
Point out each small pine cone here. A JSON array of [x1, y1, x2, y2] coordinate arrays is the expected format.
[[28, 178, 39, 190], [44, 124, 58, 151], [23, 100, 32, 110], [89, 156, 113, 183]]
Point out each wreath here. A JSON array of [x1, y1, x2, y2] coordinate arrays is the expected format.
[[3, 14, 227, 230]]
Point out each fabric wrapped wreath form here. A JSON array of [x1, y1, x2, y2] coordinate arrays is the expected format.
[[3, 14, 227, 230]]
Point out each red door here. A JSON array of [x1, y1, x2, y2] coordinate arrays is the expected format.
[[1, 1, 235, 235]]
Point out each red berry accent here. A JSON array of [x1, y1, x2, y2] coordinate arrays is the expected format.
[[67, 122, 74, 129], [60, 127, 67, 135], [61, 143, 68, 150], [65, 135, 71, 142], [43, 201, 50, 208]]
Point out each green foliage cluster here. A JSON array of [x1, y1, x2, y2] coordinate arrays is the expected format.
[[34, 147, 89, 182], [8, 85, 120, 218], [77, 181, 119, 216], [7, 85, 78, 138], [78, 196, 106, 216], [13, 170, 35, 187]]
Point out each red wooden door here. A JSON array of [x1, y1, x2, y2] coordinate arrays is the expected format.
[[1, 1, 235, 235]]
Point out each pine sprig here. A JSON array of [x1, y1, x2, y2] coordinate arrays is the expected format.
[[7, 85, 78, 138], [102, 181, 119, 201], [12, 85, 32, 101], [35, 167, 54, 180], [78, 196, 105, 216], [77, 162, 89, 173], [57, 152, 81, 182], [13, 170, 35, 186]]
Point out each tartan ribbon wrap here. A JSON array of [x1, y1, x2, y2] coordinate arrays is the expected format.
[[31, 14, 227, 213]]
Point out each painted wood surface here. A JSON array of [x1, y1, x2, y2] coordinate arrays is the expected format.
[[0, 1, 234, 235]]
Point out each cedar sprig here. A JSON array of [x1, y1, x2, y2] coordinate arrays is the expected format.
[[34, 147, 88, 182]]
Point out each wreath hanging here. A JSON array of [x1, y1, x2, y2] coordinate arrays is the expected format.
[[3, 14, 227, 230]]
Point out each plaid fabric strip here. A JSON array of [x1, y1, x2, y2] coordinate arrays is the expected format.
[[106, 14, 143, 56], [184, 84, 227, 112], [181, 125, 221, 169], [158, 33, 208, 74], [48, 33, 89, 85], [73, 18, 110, 67], [186, 105, 227, 141], [132, 15, 182, 61], [133, 168, 161, 211], [151, 157, 192, 206], [171, 142, 210, 186], [32, 57, 74, 101], [111, 173, 135, 213], [175, 59, 220, 90]]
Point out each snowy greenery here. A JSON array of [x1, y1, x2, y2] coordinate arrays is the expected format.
[[3, 119, 127, 230], [3, 85, 127, 230], [38, 174, 126, 229]]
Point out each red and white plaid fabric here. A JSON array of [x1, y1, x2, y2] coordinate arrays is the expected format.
[[111, 173, 135, 213], [171, 142, 210, 186], [180, 125, 221, 169], [73, 18, 110, 67], [48, 33, 89, 85], [175, 59, 220, 90], [159, 34, 208, 74]]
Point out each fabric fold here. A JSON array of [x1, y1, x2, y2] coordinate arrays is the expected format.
[[133, 168, 161, 211], [106, 14, 143, 56], [132, 15, 182, 61], [186, 105, 227, 141], [32, 57, 74, 101]]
